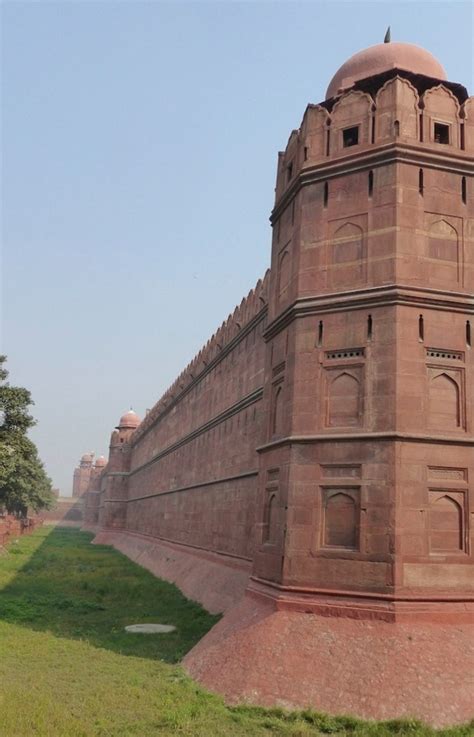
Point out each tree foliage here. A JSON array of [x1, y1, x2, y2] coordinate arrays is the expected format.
[[0, 356, 55, 515]]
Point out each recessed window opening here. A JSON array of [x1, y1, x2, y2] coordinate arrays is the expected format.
[[304, 146, 308, 161], [467, 321, 471, 348], [460, 123, 465, 150], [318, 320, 324, 348], [419, 168, 424, 196], [326, 125, 331, 156], [371, 111, 376, 144], [323, 181, 329, 208], [462, 177, 467, 204], [394, 120, 400, 137], [434, 122, 450, 144], [419, 315, 424, 343], [367, 315, 373, 341], [287, 162, 293, 182], [343, 126, 359, 148], [368, 170, 374, 198], [419, 113, 424, 142]]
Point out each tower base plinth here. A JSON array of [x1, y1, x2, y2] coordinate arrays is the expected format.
[[184, 587, 474, 728]]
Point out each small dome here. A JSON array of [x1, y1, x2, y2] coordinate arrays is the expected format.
[[117, 409, 141, 429], [81, 453, 94, 463], [326, 42, 447, 100], [95, 456, 107, 468]]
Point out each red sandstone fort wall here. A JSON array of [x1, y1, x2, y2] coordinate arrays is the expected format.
[[82, 45, 473, 728]]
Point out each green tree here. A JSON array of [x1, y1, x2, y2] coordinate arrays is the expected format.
[[0, 356, 55, 515]]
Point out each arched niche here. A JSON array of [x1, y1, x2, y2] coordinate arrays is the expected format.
[[428, 371, 461, 429], [428, 218, 459, 264], [333, 222, 363, 262], [327, 371, 361, 427], [422, 85, 461, 147], [429, 493, 464, 553], [330, 90, 373, 154], [323, 490, 358, 549], [375, 76, 419, 143], [330, 222, 364, 288], [424, 214, 462, 286]]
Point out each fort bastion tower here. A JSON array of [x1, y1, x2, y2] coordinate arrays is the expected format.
[[184, 41, 473, 722], [251, 40, 473, 621]]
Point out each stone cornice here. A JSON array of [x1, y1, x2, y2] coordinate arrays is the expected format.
[[272, 141, 474, 221], [248, 577, 474, 604], [129, 387, 263, 477], [264, 285, 474, 340], [132, 307, 267, 446], [257, 432, 474, 453]]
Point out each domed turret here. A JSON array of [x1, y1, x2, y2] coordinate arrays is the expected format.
[[116, 409, 141, 430], [95, 456, 107, 468], [326, 41, 447, 99]]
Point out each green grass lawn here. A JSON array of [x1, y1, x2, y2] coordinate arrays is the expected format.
[[0, 527, 471, 737]]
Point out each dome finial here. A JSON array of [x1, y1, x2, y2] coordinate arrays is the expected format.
[[116, 409, 141, 430], [384, 26, 391, 43]]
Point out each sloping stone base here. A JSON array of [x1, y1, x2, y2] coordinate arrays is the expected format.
[[88, 530, 473, 726], [184, 591, 474, 728], [91, 530, 251, 614]]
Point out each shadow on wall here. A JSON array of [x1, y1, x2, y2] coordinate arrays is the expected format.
[[0, 526, 219, 663], [41, 498, 84, 526]]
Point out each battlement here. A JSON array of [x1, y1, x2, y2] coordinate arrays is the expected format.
[[132, 269, 270, 443], [275, 75, 473, 204]]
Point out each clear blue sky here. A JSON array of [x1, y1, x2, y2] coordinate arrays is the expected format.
[[2, 1, 473, 495]]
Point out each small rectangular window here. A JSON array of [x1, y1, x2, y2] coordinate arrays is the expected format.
[[434, 122, 450, 144], [343, 126, 359, 147], [286, 162, 293, 182]]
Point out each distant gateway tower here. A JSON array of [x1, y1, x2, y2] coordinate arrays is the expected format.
[[82, 40, 473, 725], [72, 453, 106, 498], [72, 453, 94, 498]]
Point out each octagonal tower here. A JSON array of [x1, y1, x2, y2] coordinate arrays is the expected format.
[[251, 40, 473, 621]]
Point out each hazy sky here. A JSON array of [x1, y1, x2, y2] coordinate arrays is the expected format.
[[2, 0, 473, 495]]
